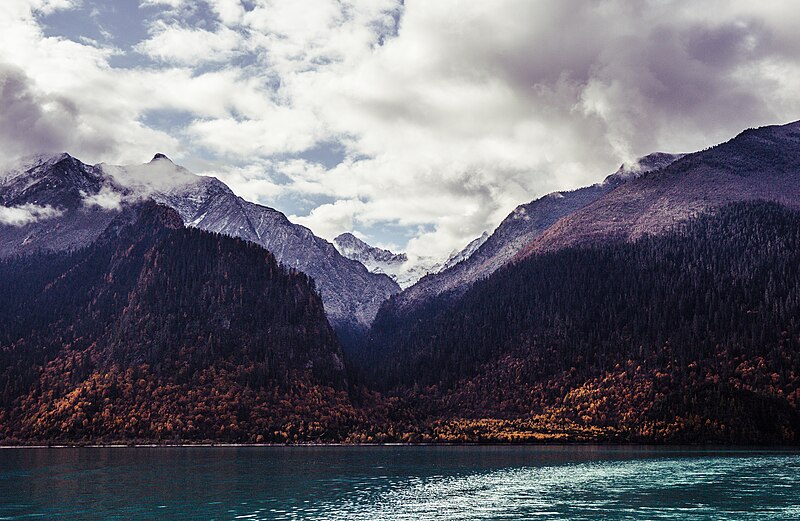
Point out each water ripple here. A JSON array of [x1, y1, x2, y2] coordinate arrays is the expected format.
[[1, 447, 798, 520]]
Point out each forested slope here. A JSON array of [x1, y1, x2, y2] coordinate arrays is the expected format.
[[0, 203, 359, 443], [363, 202, 800, 443]]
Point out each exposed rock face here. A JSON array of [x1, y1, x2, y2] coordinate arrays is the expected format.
[[334, 232, 409, 283], [438, 231, 489, 273], [0, 153, 399, 330], [391, 152, 683, 310]]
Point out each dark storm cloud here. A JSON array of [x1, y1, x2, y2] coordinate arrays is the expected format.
[[445, 0, 800, 162], [0, 63, 77, 157], [0, 63, 118, 161]]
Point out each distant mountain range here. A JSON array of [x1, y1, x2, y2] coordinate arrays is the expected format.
[[333, 231, 489, 289], [2, 119, 800, 444], [0, 147, 689, 329]]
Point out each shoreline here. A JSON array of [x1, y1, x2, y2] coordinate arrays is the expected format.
[[2, 442, 799, 449]]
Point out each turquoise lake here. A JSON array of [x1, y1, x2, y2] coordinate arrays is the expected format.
[[1, 446, 798, 520]]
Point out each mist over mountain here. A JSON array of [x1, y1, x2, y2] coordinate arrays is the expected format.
[[333, 231, 490, 289]]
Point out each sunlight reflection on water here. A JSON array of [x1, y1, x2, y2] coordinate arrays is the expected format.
[[304, 456, 800, 520]]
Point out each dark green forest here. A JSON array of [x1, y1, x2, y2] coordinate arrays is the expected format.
[[359, 202, 800, 443]]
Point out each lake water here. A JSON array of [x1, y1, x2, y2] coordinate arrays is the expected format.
[[1, 446, 798, 520]]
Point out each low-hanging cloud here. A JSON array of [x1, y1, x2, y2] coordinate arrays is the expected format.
[[0, 203, 63, 226], [81, 186, 126, 211]]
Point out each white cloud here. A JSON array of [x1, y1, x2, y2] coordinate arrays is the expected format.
[[186, 109, 322, 157], [135, 22, 243, 65], [2, 0, 800, 257], [101, 158, 199, 195], [291, 199, 365, 240], [204, 161, 284, 201], [139, 0, 186, 7], [206, 0, 244, 26], [28, 0, 79, 15], [0, 2, 182, 163], [0, 203, 63, 226], [274, 0, 800, 256]]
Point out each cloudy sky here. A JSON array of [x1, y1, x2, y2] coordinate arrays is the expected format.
[[2, 0, 800, 256]]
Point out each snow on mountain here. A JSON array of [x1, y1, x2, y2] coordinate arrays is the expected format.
[[0, 153, 120, 254], [333, 232, 440, 289], [607, 152, 685, 182], [334, 233, 407, 272], [0, 153, 399, 330], [334, 231, 491, 289], [335, 149, 683, 293], [439, 231, 489, 272]]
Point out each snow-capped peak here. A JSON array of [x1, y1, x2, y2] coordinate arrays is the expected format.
[[334, 233, 407, 265], [334, 231, 490, 289], [99, 156, 203, 197]]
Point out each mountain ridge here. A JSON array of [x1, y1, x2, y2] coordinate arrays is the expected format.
[[361, 201, 800, 443], [0, 153, 399, 330], [516, 120, 800, 259], [333, 231, 491, 289], [386, 151, 684, 314], [3, 120, 800, 444]]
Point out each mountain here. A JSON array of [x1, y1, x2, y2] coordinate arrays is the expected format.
[[387, 152, 683, 312], [438, 231, 489, 272], [518, 121, 800, 257], [4, 120, 800, 445], [0, 202, 357, 443], [334, 233, 407, 266], [362, 202, 800, 443], [0, 153, 399, 331], [358, 121, 800, 443], [334, 232, 410, 284], [334, 232, 474, 289]]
